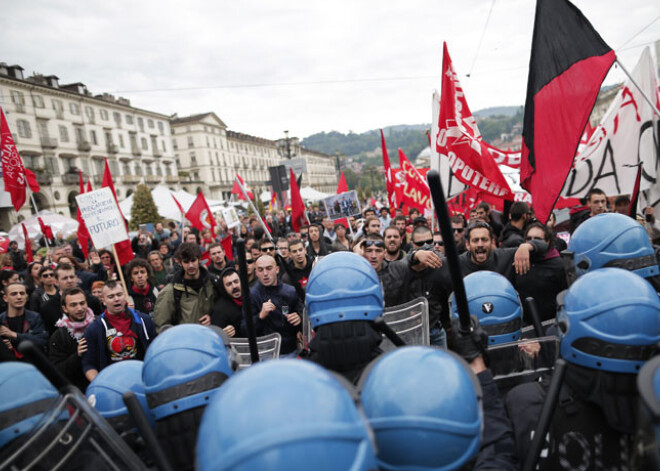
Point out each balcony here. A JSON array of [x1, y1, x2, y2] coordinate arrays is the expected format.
[[34, 170, 52, 185], [107, 144, 119, 154], [77, 141, 91, 152], [93, 174, 104, 185], [131, 146, 142, 156], [145, 175, 161, 184], [123, 175, 141, 184], [153, 148, 162, 157], [55, 110, 64, 119], [165, 175, 179, 183], [40, 137, 58, 149], [62, 172, 86, 185]]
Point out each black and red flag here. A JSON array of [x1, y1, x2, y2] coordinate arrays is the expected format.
[[520, 0, 615, 223]]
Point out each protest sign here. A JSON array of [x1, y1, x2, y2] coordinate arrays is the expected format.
[[75, 187, 128, 249], [323, 190, 361, 220]]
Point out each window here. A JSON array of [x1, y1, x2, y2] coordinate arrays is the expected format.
[[137, 117, 144, 132], [109, 160, 119, 175], [190, 152, 196, 165], [135, 164, 142, 176], [122, 162, 130, 175], [165, 164, 172, 176], [69, 103, 80, 115], [118, 134, 125, 148], [81, 159, 90, 174], [52, 99, 64, 117], [90, 130, 98, 145], [17, 120, 32, 138], [32, 95, 44, 109], [113, 112, 121, 125], [147, 119, 154, 129], [173, 139, 178, 150], [141, 137, 148, 150], [46, 157, 58, 174], [59, 125, 69, 142], [93, 159, 104, 175], [145, 164, 152, 176], [161, 140, 166, 152], [11, 90, 25, 106], [85, 106, 95, 121], [187, 136, 194, 148], [23, 155, 38, 168], [194, 172, 200, 181], [74, 127, 84, 144], [100, 109, 109, 120], [156, 165, 162, 176], [157, 121, 164, 134], [125, 114, 134, 125], [62, 158, 76, 171]]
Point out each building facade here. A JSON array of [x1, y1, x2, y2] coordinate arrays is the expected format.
[[0, 63, 178, 227], [172, 113, 338, 202]]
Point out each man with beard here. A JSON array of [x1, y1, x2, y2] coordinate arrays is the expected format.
[[49, 287, 93, 390], [500, 202, 531, 248], [207, 242, 234, 277], [82, 281, 156, 381], [125, 259, 159, 317], [148, 250, 169, 289], [154, 242, 219, 332], [210, 268, 243, 338], [288, 239, 313, 298], [383, 226, 405, 261]]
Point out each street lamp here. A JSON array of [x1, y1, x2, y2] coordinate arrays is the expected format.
[[276, 130, 297, 160]]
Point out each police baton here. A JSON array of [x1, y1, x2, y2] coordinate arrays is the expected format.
[[522, 358, 568, 471], [426, 170, 471, 333], [235, 239, 260, 364], [524, 297, 546, 339], [123, 392, 174, 471]]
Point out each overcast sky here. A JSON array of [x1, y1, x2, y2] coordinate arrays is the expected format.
[[3, 0, 659, 140]]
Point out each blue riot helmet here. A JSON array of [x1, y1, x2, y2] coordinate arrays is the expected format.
[[566, 213, 659, 283], [359, 347, 483, 470], [197, 359, 378, 471], [306, 251, 384, 328], [635, 355, 660, 470], [557, 268, 660, 374], [142, 324, 234, 421], [0, 362, 60, 449], [86, 360, 153, 430], [450, 271, 522, 345]]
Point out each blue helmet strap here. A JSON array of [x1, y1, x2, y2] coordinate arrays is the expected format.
[[146, 371, 228, 410], [0, 397, 54, 431], [571, 337, 658, 364]]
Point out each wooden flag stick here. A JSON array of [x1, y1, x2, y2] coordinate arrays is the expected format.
[[111, 244, 131, 305]]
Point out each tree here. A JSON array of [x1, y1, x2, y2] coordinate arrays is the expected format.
[[255, 195, 266, 218], [130, 184, 161, 230]]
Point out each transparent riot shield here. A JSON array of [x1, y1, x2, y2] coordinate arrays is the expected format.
[[301, 308, 313, 353], [380, 297, 430, 352], [229, 333, 282, 369], [0, 387, 148, 471], [521, 319, 558, 339], [487, 336, 559, 397]]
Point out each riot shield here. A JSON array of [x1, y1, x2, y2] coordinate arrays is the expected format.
[[229, 333, 282, 369], [301, 308, 313, 353], [521, 319, 558, 339], [0, 387, 148, 471], [380, 297, 430, 352], [487, 336, 559, 397]]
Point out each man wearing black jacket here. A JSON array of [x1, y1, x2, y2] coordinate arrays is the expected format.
[[499, 202, 530, 248], [288, 239, 313, 296], [40, 264, 103, 336], [206, 242, 234, 277], [48, 287, 93, 391], [210, 268, 243, 338]]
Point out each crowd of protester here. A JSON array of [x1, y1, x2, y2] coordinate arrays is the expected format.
[[2, 186, 660, 469]]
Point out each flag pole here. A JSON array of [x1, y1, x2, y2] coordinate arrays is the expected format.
[[234, 176, 275, 244], [28, 191, 50, 251], [615, 59, 660, 118]]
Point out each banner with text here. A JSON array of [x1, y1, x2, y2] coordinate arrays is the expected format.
[[75, 187, 128, 249]]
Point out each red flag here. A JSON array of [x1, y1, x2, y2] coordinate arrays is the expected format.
[[185, 192, 217, 233], [520, 0, 615, 223], [289, 168, 306, 232], [76, 170, 90, 259], [221, 234, 233, 261], [337, 172, 348, 194], [0, 108, 27, 211], [398, 149, 432, 214], [21, 223, 33, 264], [171, 192, 185, 214], [436, 43, 512, 199], [86, 178, 92, 193], [101, 159, 134, 265], [25, 169, 40, 193], [231, 173, 254, 200], [380, 130, 398, 216], [38, 216, 53, 241]]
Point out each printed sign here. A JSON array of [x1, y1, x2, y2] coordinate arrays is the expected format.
[[221, 207, 241, 229], [75, 187, 128, 248], [322, 190, 361, 220]]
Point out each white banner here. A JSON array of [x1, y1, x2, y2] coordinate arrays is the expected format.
[[561, 47, 658, 203], [75, 187, 128, 248]]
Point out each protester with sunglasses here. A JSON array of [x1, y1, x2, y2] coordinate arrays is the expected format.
[[432, 231, 445, 256], [515, 222, 567, 323], [451, 215, 467, 254], [29, 266, 58, 313]]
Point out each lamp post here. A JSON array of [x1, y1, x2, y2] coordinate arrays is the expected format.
[[277, 130, 297, 160]]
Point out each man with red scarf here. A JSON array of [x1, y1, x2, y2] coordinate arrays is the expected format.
[[48, 287, 94, 391], [210, 267, 243, 338], [82, 280, 156, 382]]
